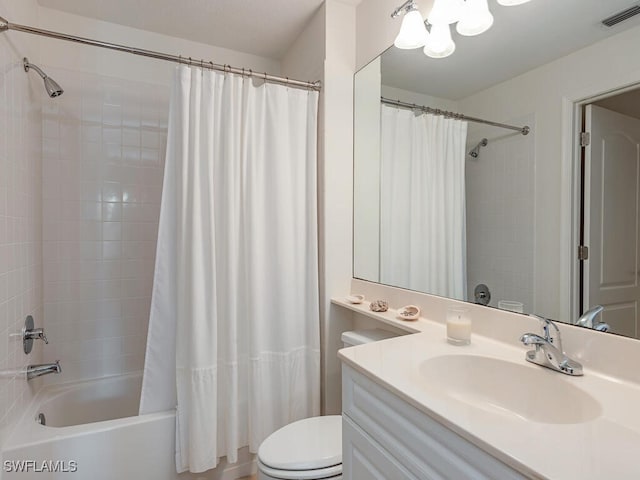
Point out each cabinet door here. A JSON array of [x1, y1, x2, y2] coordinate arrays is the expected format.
[[343, 365, 527, 480], [343, 415, 419, 480]]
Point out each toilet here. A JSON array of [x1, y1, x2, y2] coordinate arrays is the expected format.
[[257, 329, 399, 480]]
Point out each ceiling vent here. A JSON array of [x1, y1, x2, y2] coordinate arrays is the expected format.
[[602, 4, 640, 27]]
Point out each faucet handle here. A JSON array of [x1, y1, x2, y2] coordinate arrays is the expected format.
[[528, 314, 562, 350], [33, 328, 48, 344], [22, 316, 49, 354]]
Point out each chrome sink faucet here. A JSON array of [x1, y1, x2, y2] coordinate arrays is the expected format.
[[576, 305, 610, 332], [520, 315, 583, 376]]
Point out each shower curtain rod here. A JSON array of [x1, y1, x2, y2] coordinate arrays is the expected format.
[[381, 97, 530, 135], [0, 15, 321, 91]]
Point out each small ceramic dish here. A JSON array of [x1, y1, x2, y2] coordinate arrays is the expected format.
[[346, 294, 365, 304], [397, 305, 420, 321], [370, 300, 389, 312]]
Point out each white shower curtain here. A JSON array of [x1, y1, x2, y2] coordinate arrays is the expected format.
[[140, 66, 320, 474], [380, 105, 467, 300]]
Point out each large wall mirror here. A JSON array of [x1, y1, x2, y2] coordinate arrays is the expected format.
[[353, 0, 640, 338]]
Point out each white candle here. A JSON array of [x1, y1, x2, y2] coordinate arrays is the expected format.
[[447, 307, 471, 345]]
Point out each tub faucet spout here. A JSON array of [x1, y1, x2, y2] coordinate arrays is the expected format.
[[27, 361, 61, 380]]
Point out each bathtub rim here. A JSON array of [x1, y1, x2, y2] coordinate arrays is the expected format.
[[32, 370, 143, 428], [3, 371, 175, 451]]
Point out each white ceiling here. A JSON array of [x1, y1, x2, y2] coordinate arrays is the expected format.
[[37, 0, 330, 59], [380, 0, 640, 100]]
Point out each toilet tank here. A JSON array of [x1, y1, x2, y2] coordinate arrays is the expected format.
[[341, 329, 400, 347]]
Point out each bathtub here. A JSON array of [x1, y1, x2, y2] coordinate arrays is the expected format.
[[2, 373, 255, 479]]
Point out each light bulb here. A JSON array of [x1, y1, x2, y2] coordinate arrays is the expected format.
[[427, 0, 463, 25], [497, 0, 531, 5], [394, 8, 429, 49], [423, 23, 456, 59], [456, 0, 494, 36]]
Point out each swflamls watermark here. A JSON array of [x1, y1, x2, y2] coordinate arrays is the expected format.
[[3, 460, 78, 473]]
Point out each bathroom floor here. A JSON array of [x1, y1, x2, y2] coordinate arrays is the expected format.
[[238, 475, 256, 480]]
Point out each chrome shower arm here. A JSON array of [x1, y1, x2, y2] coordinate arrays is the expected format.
[[22, 57, 63, 97], [23, 58, 47, 79]]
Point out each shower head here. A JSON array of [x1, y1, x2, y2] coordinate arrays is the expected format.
[[468, 138, 488, 158], [43, 76, 64, 98], [23, 57, 63, 98]]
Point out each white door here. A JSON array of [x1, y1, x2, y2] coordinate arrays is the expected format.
[[584, 104, 640, 337]]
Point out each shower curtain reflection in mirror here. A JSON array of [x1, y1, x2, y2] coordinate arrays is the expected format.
[[139, 65, 320, 474], [380, 105, 468, 300]]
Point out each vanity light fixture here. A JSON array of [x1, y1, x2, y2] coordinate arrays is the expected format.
[[391, 0, 429, 49], [392, 0, 532, 58], [427, 0, 463, 25], [456, 0, 494, 36], [424, 23, 456, 58], [423, 0, 465, 59]]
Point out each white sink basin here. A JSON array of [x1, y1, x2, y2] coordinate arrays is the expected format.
[[419, 355, 602, 424]]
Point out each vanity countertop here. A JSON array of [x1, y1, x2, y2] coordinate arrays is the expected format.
[[334, 297, 640, 480]]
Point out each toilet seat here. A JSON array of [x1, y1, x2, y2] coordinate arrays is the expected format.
[[257, 459, 342, 480], [257, 415, 342, 479]]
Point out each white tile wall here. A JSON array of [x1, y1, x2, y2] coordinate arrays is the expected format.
[[465, 115, 535, 313], [41, 67, 168, 384], [0, 0, 44, 439]]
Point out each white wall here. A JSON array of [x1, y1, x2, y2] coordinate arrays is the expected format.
[[40, 68, 167, 383], [353, 57, 381, 282], [37, 8, 281, 85], [0, 0, 43, 445], [320, 0, 357, 415], [465, 114, 535, 312], [283, 0, 360, 415], [281, 4, 340, 414], [381, 85, 458, 111], [459, 23, 640, 321], [281, 5, 325, 83]]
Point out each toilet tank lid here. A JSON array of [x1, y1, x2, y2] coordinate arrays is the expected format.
[[341, 328, 398, 346], [258, 415, 342, 471]]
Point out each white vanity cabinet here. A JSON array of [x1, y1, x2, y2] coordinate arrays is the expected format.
[[342, 365, 529, 480]]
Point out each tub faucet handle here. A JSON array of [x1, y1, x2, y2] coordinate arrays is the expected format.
[[26, 328, 47, 344], [23, 315, 48, 354]]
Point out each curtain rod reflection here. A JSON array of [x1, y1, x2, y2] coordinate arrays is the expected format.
[[381, 97, 530, 135]]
